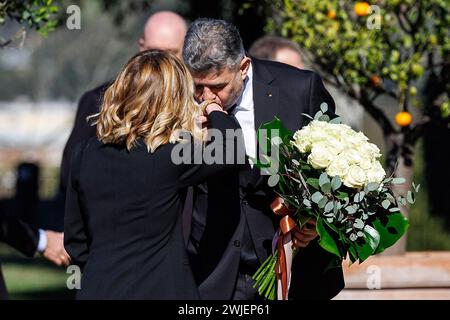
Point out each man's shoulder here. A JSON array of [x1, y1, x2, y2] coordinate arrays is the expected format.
[[252, 58, 316, 83], [80, 82, 111, 102]]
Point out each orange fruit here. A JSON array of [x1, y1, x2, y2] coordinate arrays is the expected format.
[[395, 112, 412, 127], [354, 2, 370, 16], [370, 75, 381, 87], [327, 10, 337, 19]]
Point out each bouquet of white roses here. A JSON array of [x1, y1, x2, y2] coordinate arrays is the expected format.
[[252, 103, 418, 300]]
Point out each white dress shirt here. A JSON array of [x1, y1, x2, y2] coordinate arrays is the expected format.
[[231, 64, 256, 165]]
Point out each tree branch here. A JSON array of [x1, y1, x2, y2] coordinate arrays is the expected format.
[[360, 91, 396, 136]]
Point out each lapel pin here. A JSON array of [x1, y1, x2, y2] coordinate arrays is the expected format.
[[267, 92, 273, 97]]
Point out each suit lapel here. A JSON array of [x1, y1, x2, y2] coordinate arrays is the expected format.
[[252, 59, 279, 129]]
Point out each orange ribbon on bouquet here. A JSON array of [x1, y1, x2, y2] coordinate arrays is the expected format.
[[270, 197, 297, 300]]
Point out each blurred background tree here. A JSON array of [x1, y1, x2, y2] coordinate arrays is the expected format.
[[253, 0, 450, 253], [0, 0, 60, 48]]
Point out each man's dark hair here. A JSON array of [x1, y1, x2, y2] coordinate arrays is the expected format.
[[183, 18, 245, 74]]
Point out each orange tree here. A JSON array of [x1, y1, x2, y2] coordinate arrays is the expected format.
[[259, 0, 449, 251]]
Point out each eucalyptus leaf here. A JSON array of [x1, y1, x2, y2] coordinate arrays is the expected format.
[[318, 197, 328, 209], [345, 206, 357, 214], [268, 174, 280, 187], [331, 176, 342, 191], [321, 182, 332, 194], [382, 199, 391, 209], [366, 182, 380, 192], [391, 177, 406, 185], [319, 173, 330, 187], [407, 191, 415, 204], [311, 191, 323, 204], [354, 191, 365, 203], [354, 219, 364, 229], [303, 199, 311, 207], [320, 102, 329, 113], [325, 201, 334, 213], [329, 117, 342, 124], [314, 111, 324, 120]]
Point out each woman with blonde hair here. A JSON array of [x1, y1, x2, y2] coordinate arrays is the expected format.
[[64, 50, 241, 299]]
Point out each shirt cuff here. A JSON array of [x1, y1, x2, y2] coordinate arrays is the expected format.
[[37, 229, 48, 253]]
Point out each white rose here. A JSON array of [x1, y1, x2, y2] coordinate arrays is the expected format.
[[358, 156, 373, 170], [359, 142, 382, 159], [326, 155, 350, 178], [343, 165, 367, 189], [343, 131, 367, 148], [340, 148, 363, 165], [307, 143, 337, 169], [366, 161, 386, 184], [292, 129, 311, 153]]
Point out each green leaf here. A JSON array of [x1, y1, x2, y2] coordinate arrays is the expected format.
[[257, 117, 293, 152], [311, 191, 323, 204], [331, 176, 342, 191], [316, 218, 341, 258], [373, 213, 409, 254], [382, 199, 391, 209], [303, 199, 311, 207], [321, 182, 332, 194], [320, 102, 329, 113], [355, 225, 380, 262], [306, 178, 320, 190], [336, 191, 348, 200]]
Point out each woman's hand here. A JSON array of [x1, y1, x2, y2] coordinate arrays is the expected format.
[[203, 101, 225, 115], [198, 101, 225, 127]]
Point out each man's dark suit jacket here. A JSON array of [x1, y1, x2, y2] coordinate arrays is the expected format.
[[187, 58, 345, 300], [0, 217, 39, 299], [59, 83, 110, 196]]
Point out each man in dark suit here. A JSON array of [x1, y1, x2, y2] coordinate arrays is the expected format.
[[182, 18, 345, 300], [0, 216, 70, 299], [58, 11, 188, 196]]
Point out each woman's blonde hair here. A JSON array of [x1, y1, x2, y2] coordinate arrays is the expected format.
[[91, 50, 204, 153]]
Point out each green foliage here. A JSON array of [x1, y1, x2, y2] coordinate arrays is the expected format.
[[0, 0, 61, 37]]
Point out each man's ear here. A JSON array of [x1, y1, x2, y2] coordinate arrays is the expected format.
[[138, 37, 145, 51], [239, 57, 252, 80]]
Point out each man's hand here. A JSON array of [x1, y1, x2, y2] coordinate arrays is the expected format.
[[292, 220, 318, 249], [42, 231, 71, 267]]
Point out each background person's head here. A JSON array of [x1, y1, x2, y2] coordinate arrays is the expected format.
[[94, 50, 201, 153], [182, 18, 251, 110], [249, 35, 304, 69], [139, 11, 188, 58]]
